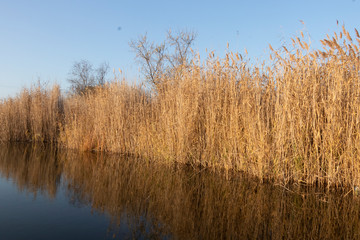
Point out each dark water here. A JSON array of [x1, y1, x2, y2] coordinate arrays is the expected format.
[[1, 144, 360, 240]]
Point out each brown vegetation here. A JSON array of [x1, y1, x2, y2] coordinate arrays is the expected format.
[[1, 26, 360, 187], [0, 83, 62, 143]]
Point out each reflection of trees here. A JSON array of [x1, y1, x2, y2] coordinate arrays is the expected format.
[[2, 144, 360, 239]]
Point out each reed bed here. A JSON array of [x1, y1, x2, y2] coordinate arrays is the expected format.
[[0, 82, 63, 143], [1, 26, 360, 187]]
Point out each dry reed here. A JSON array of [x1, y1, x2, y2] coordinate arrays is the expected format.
[[1, 26, 360, 187], [0, 82, 63, 143]]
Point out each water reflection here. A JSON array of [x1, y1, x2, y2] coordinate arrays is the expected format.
[[0, 144, 61, 198], [1, 144, 360, 239]]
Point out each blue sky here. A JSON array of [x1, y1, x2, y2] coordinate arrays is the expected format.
[[0, 0, 359, 98]]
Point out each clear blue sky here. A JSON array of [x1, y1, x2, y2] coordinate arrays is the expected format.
[[1, 0, 359, 98]]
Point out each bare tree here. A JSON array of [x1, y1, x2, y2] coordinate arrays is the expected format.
[[166, 29, 196, 68], [68, 60, 109, 95], [130, 29, 197, 86], [96, 62, 110, 86]]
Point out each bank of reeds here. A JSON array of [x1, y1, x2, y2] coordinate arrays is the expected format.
[[1, 26, 360, 187], [0, 82, 63, 143]]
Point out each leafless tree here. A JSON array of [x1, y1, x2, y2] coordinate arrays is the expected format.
[[130, 29, 197, 86], [68, 60, 109, 95], [96, 62, 110, 86], [166, 29, 196, 68]]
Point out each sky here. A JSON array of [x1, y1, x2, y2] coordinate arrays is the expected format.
[[0, 0, 359, 98]]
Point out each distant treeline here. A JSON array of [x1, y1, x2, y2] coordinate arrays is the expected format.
[[1, 26, 360, 188]]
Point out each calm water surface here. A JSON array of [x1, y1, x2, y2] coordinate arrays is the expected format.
[[1, 144, 360, 240]]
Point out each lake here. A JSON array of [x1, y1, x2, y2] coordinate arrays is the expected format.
[[1, 144, 360, 239]]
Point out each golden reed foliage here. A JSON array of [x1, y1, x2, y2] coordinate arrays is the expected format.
[[1, 26, 360, 187], [0, 82, 63, 143]]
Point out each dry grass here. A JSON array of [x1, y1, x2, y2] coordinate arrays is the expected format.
[[1, 26, 360, 187]]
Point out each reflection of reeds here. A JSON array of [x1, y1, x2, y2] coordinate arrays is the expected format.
[[60, 151, 360, 239], [0, 144, 61, 198], [3, 145, 359, 239], [1, 26, 360, 187]]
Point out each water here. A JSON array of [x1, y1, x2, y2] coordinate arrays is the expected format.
[[1, 144, 360, 239]]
